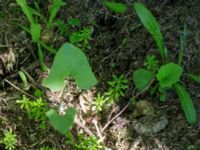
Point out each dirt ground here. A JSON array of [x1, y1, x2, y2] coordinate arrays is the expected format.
[[0, 0, 200, 149]]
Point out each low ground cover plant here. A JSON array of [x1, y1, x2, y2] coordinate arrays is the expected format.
[[0, 129, 17, 150], [105, 1, 200, 124]]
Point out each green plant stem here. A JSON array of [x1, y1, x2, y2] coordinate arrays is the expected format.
[[37, 42, 47, 71], [39, 41, 57, 54]]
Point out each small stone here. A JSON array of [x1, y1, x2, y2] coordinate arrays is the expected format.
[[133, 114, 168, 135]]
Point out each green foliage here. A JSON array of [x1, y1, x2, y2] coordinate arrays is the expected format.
[[75, 134, 103, 150], [93, 93, 109, 112], [31, 23, 41, 43], [178, 21, 187, 65], [174, 83, 197, 124], [16, 0, 34, 24], [187, 74, 200, 83], [68, 18, 81, 27], [18, 70, 30, 90], [156, 63, 183, 88], [104, 1, 128, 13], [131, 2, 197, 124], [133, 2, 166, 60], [54, 19, 69, 36], [106, 74, 128, 102], [0, 129, 17, 150], [47, 0, 65, 28], [144, 54, 159, 71], [43, 43, 97, 92], [16, 95, 48, 129], [69, 28, 92, 50], [40, 146, 54, 150], [46, 108, 76, 134], [133, 69, 153, 91]]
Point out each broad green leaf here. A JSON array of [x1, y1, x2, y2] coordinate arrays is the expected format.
[[156, 63, 183, 88], [31, 23, 41, 42], [174, 83, 196, 124], [16, 0, 34, 24], [104, 1, 128, 13], [47, 0, 65, 28], [133, 69, 153, 91], [46, 108, 76, 134], [43, 43, 97, 91], [187, 74, 200, 83], [133, 2, 166, 59]]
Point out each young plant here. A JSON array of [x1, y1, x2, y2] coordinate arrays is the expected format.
[[16, 0, 64, 70], [132, 2, 198, 124], [69, 27, 92, 50], [16, 95, 48, 129], [0, 129, 17, 150], [106, 74, 129, 102], [75, 134, 103, 150], [93, 93, 109, 112], [43, 43, 97, 134]]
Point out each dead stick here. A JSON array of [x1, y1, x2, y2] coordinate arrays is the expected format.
[[4, 79, 36, 99]]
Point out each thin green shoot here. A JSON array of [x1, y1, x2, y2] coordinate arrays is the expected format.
[[178, 20, 187, 65]]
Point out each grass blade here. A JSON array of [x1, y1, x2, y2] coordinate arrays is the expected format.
[[16, 0, 34, 24], [178, 20, 187, 65], [47, 0, 65, 28], [174, 83, 197, 125], [37, 42, 47, 71], [133, 2, 166, 60], [187, 74, 200, 83]]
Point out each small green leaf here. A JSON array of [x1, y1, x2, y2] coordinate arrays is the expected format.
[[46, 108, 76, 134], [133, 69, 153, 91], [43, 43, 97, 91], [174, 83, 196, 125], [156, 63, 183, 88], [31, 23, 41, 42], [187, 74, 200, 83], [133, 2, 166, 60], [104, 1, 128, 13]]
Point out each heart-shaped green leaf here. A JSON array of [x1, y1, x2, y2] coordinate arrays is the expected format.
[[46, 108, 76, 134], [43, 43, 97, 92], [133, 68, 153, 91], [156, 63, 183, 88]]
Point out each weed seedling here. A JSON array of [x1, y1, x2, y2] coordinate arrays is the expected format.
[[75, 134, 103, 150], [93, 93, 109, 112], [0, 129, 17, 150], [132, 2, 199, 124], [16, 95, 48, 129], [106, 74, 128, 102], [69, 27, 92, 50]]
